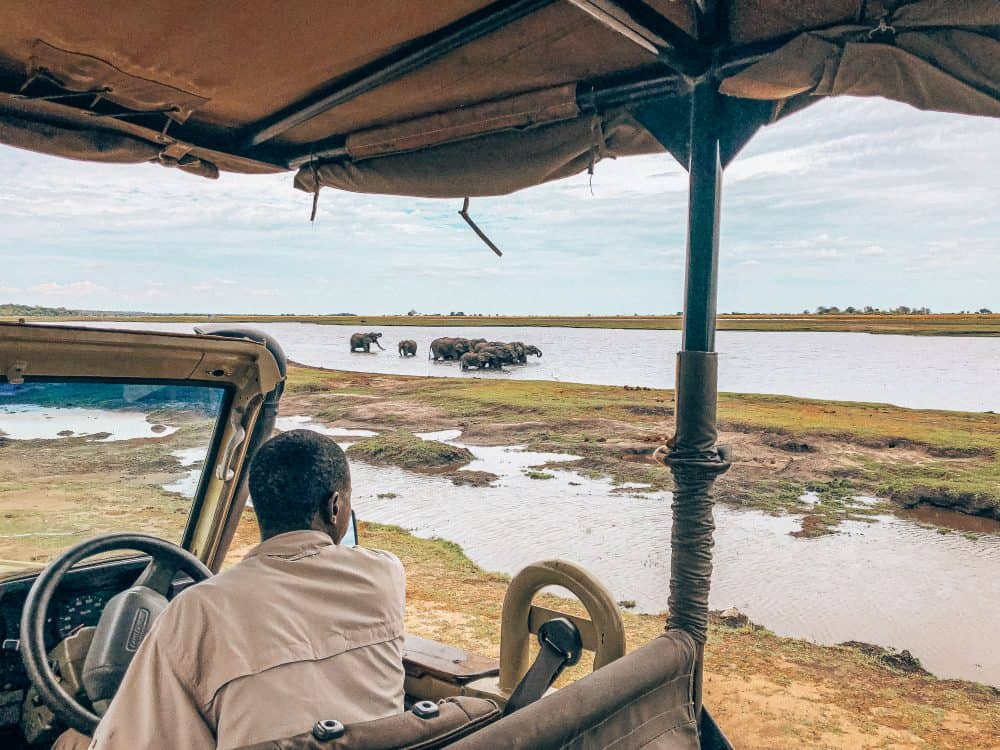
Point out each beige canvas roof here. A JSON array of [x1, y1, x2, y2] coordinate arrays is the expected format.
[[0, 1, 996, 195]]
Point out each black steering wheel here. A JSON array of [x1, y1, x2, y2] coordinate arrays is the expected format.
[[19, 533, 212, 735]]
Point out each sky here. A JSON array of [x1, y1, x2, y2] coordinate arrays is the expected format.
[[0, 96, 997, 315]]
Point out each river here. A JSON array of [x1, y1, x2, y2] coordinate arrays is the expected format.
[[69, 321, 1000, 412]]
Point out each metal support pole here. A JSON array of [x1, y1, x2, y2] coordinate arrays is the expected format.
[[665, 80, 731, 720], [682, 82, 721, 352]]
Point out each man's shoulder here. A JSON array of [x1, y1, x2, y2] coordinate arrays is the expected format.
[[348, 545, 404, 571], [157, 544, 404, 622]]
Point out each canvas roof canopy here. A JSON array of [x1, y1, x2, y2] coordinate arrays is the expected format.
[[0, 1, 996, 196]]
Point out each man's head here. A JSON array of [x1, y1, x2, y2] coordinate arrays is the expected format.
[[248, 429, 352, 542]]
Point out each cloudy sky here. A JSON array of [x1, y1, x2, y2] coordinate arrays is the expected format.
[[1, 96, 997, 315]]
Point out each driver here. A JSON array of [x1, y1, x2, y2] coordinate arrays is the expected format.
[[55, 428, 406, 749]]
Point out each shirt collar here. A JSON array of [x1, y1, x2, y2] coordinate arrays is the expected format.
[[243, 529, 335, 561]]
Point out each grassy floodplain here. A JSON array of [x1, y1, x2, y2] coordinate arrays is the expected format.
[[6, 313, 1000, 336], [283, 366, 1000, 536]]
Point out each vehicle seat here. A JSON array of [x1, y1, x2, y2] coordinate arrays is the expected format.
[[236, 696, 500, 750], [449, 630, 702, 749]]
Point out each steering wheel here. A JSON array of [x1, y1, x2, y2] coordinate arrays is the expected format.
[[20, 533, 212, 735]]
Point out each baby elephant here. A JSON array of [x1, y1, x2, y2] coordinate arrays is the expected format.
[[461, 351, 502, 371], [350, 332, 385, 353], [398, 339, 417, 357]]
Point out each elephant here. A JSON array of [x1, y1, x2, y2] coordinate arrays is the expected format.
[[473, 340, 506, 353], [460, 351, 483, 370], [430, 337, 473, 361], [398, 339, 417, 357], [524, 344, 542, 359], [350, 332, 385, 353], [462, 350, 503, 370], [480, 344, 517, 367], [509, 341, 527, 363]]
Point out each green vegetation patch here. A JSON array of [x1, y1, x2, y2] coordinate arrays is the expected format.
[[285, 366, 1000, 533], [347, 430, 473, 472]]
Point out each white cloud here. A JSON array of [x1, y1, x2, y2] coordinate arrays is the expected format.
[[30, 281, 106, 296]]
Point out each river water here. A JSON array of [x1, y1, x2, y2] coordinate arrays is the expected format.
[[69, 321, 1000, 412]]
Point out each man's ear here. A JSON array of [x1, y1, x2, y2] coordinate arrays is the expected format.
[[325, 491, 340, 524]]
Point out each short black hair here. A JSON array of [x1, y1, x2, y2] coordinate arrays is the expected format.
[[248, 429, 351, 533]]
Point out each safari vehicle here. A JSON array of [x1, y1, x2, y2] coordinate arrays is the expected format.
[[0, 1, 996, 749]]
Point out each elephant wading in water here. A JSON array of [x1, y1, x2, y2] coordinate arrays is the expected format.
[[461, 350, 503, 370], [430, 337, 474, 361], [398, 339, 417, 357], [476, 343, 517, 367], [350, 332, 385, 353]]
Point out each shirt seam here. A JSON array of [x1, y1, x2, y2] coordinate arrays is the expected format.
[[203, 632, 404, 714]]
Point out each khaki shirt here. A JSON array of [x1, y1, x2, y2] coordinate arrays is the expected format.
[[84, 530, 406, 750]]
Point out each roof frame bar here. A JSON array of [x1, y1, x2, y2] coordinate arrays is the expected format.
[[246, 0, 556, 148], [564, 0, 709, 76], [283, 67, 688, 169]]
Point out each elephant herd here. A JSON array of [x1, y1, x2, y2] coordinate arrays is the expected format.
[[350, 332, 542, 371], [430, 337, 541, 370]]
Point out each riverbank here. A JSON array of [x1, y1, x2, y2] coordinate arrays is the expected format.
[[7, 313, 1000, 336], [223, 516, 1000, 749], [283, 365, 1000, 535]]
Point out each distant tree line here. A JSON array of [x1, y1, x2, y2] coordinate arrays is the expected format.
[[801, 306, 993, 315], [0, 303, 147, 317]]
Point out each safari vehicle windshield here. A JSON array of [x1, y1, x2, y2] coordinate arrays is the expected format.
[[0, 380, 225, 576]]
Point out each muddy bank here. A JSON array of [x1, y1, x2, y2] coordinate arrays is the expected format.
[[282, 365, 1000, 536]]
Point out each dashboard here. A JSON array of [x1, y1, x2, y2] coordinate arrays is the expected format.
[[0, 556, 196, 743]]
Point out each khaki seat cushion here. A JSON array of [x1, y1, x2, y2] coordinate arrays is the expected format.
[[449, 631, 699, 750]]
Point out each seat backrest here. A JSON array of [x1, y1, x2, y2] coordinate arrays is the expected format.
[[235, 696, 500, 750], [448, 631, 700, 750]]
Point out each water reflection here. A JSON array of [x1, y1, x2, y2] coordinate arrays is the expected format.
[[0, 404, 177, 441]]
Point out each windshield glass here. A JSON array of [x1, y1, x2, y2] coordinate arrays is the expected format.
[[0, 380, 225, 575]]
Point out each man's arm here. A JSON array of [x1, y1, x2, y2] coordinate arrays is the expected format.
[[88, 618, 215, 750]]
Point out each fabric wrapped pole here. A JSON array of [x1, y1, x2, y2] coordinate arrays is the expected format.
[[665, 351, 730, 644]]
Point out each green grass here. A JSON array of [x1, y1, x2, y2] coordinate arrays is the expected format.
[[346, 429, 473, 471], [525, 470, 555, 480]]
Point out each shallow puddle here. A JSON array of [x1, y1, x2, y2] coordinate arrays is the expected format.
[[0, 405, 177, 441], [324, 426, 1000, 687], [162, 447, 208, 497], [275, 415, 377, 438]]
